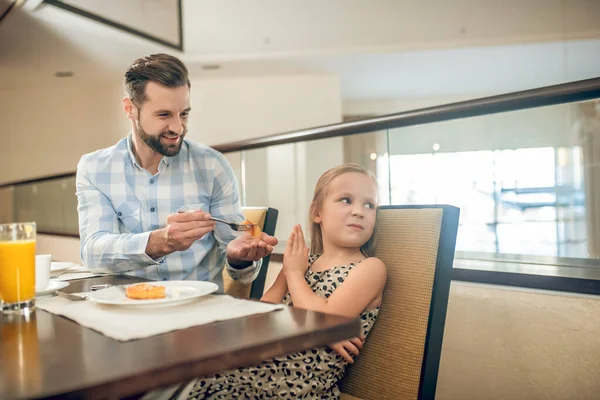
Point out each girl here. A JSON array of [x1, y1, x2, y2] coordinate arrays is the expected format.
[[178, 163, 387, 399]]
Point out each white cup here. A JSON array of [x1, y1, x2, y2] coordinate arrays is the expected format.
[[35, 254, 52, 291]]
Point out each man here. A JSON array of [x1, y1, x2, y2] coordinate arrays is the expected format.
[[76, 53, 277, 288]]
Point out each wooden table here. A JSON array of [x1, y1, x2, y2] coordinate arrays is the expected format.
[[0, 276, 360, 400]]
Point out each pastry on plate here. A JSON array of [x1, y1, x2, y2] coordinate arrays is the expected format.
[[125, 283, 166, 300]]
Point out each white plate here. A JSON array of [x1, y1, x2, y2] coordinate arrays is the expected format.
[[36, 280, 69, 296], [87, 281, 219, 308], [51, 262, 78, 272]]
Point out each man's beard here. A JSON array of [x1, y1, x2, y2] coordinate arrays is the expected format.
[[136, 119, 186, 157]]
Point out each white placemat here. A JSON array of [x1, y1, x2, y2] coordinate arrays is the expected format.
[[36, 294, 285, 341]]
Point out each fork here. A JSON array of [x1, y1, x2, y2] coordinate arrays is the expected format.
[[209, 217, 254, 232], [176, 208, 254, 232]]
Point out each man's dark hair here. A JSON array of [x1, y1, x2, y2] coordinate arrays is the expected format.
[[124, 53, 191, 107]]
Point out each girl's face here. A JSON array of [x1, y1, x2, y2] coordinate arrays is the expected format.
[[313, 172, 378, 251]]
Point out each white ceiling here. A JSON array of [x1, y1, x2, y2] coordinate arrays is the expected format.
[[180, 0, 600, 56], [191, 39, 600, 99], [0, 0, 598, 100]]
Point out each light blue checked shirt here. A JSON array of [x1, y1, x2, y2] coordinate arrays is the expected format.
[[76, 133, 260, 288]]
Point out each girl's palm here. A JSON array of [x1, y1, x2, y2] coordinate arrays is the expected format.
[[283, 225, 309, 274]]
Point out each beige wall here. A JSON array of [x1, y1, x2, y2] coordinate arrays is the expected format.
[[343, 95, 485, 116], [189, 74, 342, 146], [0, 74, 341, 186], [36, 234, 81, 264], [0, 83, 128, 185], [437, 282, 600, 400]]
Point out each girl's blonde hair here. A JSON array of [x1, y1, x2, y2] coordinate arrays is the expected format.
[[309, 163, 379, 257]]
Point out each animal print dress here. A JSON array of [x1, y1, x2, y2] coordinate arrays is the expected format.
[[184, 255, 380, 399]]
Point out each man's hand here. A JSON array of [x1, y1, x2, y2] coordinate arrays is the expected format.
[[328, 336, 365, 363], [146, 210, 216, 259], [226, 231, 278, 265]]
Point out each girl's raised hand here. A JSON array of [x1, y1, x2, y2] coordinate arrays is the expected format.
[[283, 225, 310, 276]]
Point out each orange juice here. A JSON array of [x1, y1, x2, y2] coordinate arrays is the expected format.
[[0, 240, 36, 303]]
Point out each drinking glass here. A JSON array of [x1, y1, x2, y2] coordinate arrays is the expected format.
[[0, 223, 37, 315]]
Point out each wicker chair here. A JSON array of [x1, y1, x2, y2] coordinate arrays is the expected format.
[[339, 205, 460, 400]]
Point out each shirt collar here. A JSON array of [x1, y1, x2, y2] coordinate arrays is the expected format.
[[126, 132, 171, 170]]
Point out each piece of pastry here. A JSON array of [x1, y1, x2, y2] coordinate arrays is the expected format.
[[244, 219, 262, 239], [125, 283, 167, 300]]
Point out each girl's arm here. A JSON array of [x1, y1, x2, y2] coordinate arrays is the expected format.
[[260, 268, 288, 304], [284, 225, 386, 318]]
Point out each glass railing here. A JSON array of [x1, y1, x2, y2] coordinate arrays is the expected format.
[[231, 108, 594, 260], [386, 102, 590, 259], [2, 78, 600, 268], [218, 80, 600, 265]]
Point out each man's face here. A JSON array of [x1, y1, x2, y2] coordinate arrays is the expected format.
[[132, 81, 191, 157]]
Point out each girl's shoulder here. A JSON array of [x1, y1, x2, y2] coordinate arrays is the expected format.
[[349, 257, 387, 281], [356, 256, 386, 269]]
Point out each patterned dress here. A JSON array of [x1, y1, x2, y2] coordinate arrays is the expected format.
[[184, 255, 381, 399]]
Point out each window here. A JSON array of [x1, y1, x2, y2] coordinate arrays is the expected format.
[[388, 147, 587, 257]]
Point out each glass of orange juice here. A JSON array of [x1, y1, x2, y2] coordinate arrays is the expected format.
[[0, 223, 37, 315]]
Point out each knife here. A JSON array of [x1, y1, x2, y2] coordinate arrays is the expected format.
[[57, 284, 114, 301], [57, 291, 89, 301]]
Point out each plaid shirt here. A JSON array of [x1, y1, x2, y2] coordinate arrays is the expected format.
[[75, 133, 260, 287]]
